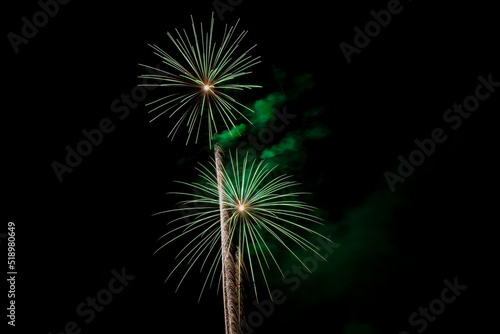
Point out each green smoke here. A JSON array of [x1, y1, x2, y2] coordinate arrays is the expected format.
[[249, 91, 287, 127], [260, 134, 301, 159], [343, 322, 377, 334], [272, 66, 315, 98], [213, 69, 317, 149], [257, 188, 406, 334], [213, 123, 247, 148], [212, 91, 287, 148], [267, 189, 405, 302], [259, 107, 331, 171]]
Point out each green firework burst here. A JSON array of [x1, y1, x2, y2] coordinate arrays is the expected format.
[[153, 150, 332, 302]]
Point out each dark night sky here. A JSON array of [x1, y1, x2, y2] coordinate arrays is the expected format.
[[3, 1, 498, 333]]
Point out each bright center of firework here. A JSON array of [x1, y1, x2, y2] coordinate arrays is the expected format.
[[238, 205, 245, 212], [203, 84, 210, 91]]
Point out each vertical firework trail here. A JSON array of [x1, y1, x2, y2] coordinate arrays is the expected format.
[[215, 144, 240, 334]]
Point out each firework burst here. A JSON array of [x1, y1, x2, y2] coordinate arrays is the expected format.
[[139, 13, 261, 145], [153, 148, 332, 305]]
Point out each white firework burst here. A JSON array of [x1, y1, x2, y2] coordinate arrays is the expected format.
[[139, 13, 261, 145]]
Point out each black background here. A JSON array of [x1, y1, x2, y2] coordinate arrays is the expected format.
[[3, 0, 498, 333]]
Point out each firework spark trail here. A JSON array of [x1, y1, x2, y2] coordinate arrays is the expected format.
[[215, 144, 240, 334], [139, 13, 261, 146]]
